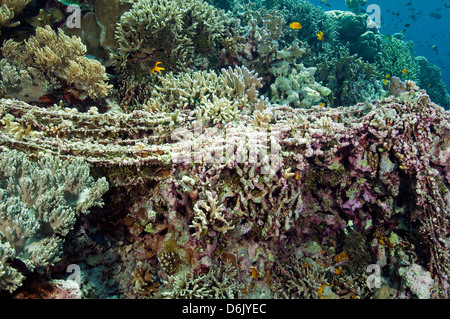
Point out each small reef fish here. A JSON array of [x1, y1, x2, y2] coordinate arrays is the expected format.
[[289, 22, 302, 29], [321, 0, 331, 7], [140, 58, 165, 74], [316, 31, 325, 41], [150, 61, 165, 74], [432, 45, 439, 55], [402, 69, 409, 74], [429, 12, 442, 19], [383, 79, 389, 85], [382, 34, 392, 44], [385, 74, 391, 78]]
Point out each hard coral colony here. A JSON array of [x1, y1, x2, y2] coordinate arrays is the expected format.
[[0, 0, 449, 301]]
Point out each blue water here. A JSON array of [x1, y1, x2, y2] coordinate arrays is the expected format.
[[310, 0, 450, 94]]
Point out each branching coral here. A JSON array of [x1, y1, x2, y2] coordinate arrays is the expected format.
[[0, 148, 109, 293], [1, 25, 112, 101], [190, 190, 235, 239], [314, 44, 383, 107], [269, 62, 331, 108], [112, 0, 227, 110], [144, 65, 265, 114], [196, 96, 240, 126], [375, 37, 420, 84], [271, 262, 329, 299], [113, 0, 225, 74], [161, 262, 244, 298]]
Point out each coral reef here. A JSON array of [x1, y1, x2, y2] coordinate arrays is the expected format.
[[0, 148, 108, 293], [1, 76, 449, 298], [0, 0, 449, 300]]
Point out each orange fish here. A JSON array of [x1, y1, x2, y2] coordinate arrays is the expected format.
[[150, 61, 165, 74], [317, 31, 325, 41], [289, 22, 302, 29], [402, 69, 409, 74]]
